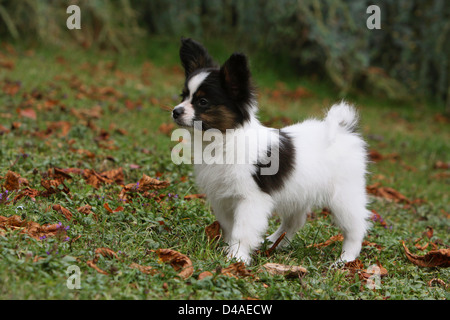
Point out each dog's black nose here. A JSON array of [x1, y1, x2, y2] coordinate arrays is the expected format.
[[172, 107, 184, 119]]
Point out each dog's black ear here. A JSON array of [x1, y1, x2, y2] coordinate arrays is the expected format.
[[180, 38, 215, 77], [220, 53, 252, 103]]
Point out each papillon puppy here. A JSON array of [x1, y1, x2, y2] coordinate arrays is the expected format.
[[172, 38, 371, 265]]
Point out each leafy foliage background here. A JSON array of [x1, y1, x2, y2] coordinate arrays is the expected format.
[[0, 0, 448, 108]]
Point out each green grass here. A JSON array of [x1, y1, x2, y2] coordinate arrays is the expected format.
[[0, 39, 448, 300]]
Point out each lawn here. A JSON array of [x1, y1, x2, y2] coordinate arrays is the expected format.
[[0, 38, 448, 300]]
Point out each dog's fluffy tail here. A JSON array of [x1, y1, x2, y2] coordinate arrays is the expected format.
[[325, 101, 359, 140]]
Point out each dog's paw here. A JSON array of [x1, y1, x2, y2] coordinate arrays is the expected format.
[[226, 246, 252, 265]]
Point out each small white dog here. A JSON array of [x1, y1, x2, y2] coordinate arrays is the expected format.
[[172, 38, 371, 264]]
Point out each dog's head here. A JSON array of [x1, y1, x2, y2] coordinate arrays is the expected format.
[[172, 38, 256, 132]]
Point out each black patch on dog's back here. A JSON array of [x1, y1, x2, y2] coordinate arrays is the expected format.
[[252, 130, 295, 194]]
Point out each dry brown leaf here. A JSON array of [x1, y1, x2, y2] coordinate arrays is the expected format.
[[427, 278, 448, 289], [83, 168, 124, 189], [103, 202, 124, 213], [52, 204, 73, 220], [158, 122, 175, 136], [260, 263, 307, 278], [344, 259, 388, 285], [0, 215, 61, 240], [309, 234, 344, 248], [155, 249, 193, 279], [197, 271, 214, 280], [433, 161, 450, 170], [137, 174, 170, 192], [95, 247, 120, 260], [3, 170, 28, 191], [13, 187, 40, 202], [262, 232, 286, 257], [220, 262, 253, 278], [129, 262, 157, 275], [184, 194, 206, 200], [40, 178, 70, 196], [18, 108, 37, 120], [205, 221, 221, 242], [86, 260, 109, 275], [77, 204, 94, 215], [367, 183, 410, 204], [402, 241, 450, 268], [422, 226, 434, 239], [87, 247, 120, 275]]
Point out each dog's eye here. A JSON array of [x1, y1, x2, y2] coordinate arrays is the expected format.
[[198, 98, 209, 107]]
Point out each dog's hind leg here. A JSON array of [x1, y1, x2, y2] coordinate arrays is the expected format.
[[267, 210, 308, 248], [329, 187, 371, 263]]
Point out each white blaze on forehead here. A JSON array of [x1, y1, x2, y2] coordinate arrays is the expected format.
[[187, 71, 210, 101]]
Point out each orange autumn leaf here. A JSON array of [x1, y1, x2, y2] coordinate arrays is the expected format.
[[205, 220, 221, 242], [129, 262, 157, 275], [220, 262, 253, 279], [155, 249, 193, 279], [103, 202, 124, 213], [3, 170, 28, 191], [366, 183, 410, 204], [184, 193, 206, 200], [0, 215, 62, 240], [309, 234, 344, 248], [136, 174, 170, 192], [87, 247, 120, 275], [402, 241, 450, 268], [17, 108, 37, 120], [52, 204, 73, 220]]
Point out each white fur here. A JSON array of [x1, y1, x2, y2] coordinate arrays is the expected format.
[[192, 101, 371, 265], [173, 72, 210, 127]]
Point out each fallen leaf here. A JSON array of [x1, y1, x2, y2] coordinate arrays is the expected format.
[[52, 204, 73, 220], [3, 170, 28, 191], [309, 234, 344, 248], [86, 247, 120, 275], [0, 215, 62, 240], [86, 260, 109, 275], [260, 263, 307, 278], [402, 241, 450, 268], [220, 262, 253, 278], [433, 161, 449, 170], [422, 226, 433, 239], [197, 271, 214, 280], [155, 249, 193, 279], [77, 204, 97, 220], [427, 278, 448, 289], [368, 150, 400, 162], [366, 183, 410, 204], [95, 247, 120, 260], [103, 202, 124, 213], [13, 187, 40, 202], [129, 262, 157, 275], [184, 194, 206, 200], [137, 174, 170, 192], [345, 260, 388, 285], [83, 168, 124, 189], [17, 108, 37, 120], [158, 122, 175, 136], [205, 221, 221, 242]]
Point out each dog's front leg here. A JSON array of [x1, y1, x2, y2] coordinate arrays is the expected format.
[[227, 197, 273, 264]]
